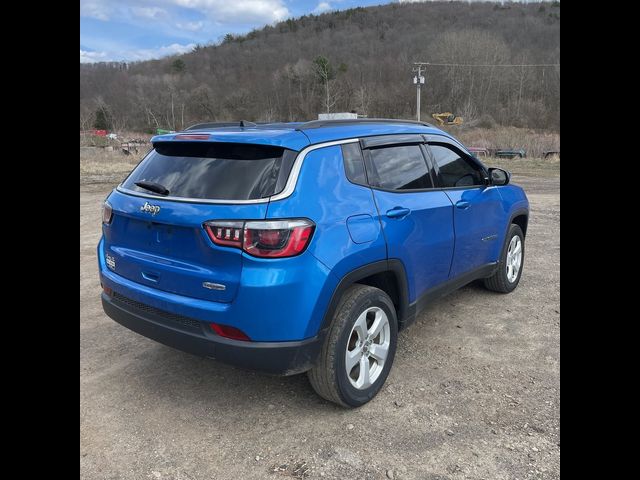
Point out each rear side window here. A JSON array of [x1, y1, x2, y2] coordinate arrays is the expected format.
[[428, 144, 484, 188], [341, 143, 367, 185], [367, 145, 433, 190], [122, 142, 295, 200]]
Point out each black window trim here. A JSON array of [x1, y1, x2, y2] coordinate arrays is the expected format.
[[359, 134, 425, 149], [422, 134, 489, 172]]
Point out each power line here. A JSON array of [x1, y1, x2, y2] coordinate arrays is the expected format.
[[425, 63, 559, 67], [409, 60, 558, 121]]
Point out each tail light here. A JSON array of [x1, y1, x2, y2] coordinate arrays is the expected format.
[[102, 201, 113, 225], [204, 221, 243, 248], [243, 220, 314, 257], [204, 219, 315, 258]]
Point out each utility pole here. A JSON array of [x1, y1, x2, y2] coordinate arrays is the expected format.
[[412, 63, 427, 121]]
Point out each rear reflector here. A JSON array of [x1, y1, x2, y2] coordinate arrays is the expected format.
[[103, 285, 113, 296], [210, 323, 251, 341]]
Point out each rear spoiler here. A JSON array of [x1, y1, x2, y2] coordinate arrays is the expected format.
[[185, 121, 256, 130]]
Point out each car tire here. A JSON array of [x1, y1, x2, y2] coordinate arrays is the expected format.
[[307, 284, 398, 408], [484, 224, 525, 293]]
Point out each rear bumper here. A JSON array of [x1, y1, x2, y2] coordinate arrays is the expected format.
[[98, 236, 338, 341], [102, 292, 322, 375]]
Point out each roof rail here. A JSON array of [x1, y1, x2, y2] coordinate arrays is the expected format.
[[296, 118, 434, 130], [184, 120, 257, 130]]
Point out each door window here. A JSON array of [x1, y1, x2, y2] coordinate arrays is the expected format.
[[367, 145, 433, 190], [428, 144, 484, 188]]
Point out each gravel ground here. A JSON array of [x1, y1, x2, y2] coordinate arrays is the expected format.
[[80, 165, 559, 480]]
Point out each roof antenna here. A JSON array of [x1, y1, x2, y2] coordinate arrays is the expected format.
[[239, 120, 256, 127]]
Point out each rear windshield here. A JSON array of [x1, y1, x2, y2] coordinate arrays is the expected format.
[[121, 142, 295, 200]]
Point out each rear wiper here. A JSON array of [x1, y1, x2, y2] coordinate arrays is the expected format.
[[135, 181, 170, 196]]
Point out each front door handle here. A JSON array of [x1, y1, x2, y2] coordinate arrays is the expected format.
[[455, 201, 471, 210], [386, 207, 411, 219]]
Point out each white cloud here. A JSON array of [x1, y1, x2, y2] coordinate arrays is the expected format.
[[313, 2, 333, 14], [174, 0, 289, 23], [176, 21, 205, 31], [80, 50, 109, 63], [80, 1, 112, 20], [82, 0, 290, 24], [131, 7, 169, 20], [80, 43, 197, 63]]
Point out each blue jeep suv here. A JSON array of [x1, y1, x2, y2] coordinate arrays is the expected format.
[[99, 119, 529, 407]]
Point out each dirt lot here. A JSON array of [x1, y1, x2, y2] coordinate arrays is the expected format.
[[80, 158, 559, 480]]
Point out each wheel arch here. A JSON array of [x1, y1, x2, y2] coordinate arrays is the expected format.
[[318, 260, 411, 336], [509, 208, 529, 237]]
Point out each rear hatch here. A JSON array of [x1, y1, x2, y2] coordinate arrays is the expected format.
[[103, 140, 297, 303]]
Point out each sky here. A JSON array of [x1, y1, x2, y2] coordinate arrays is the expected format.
[[80, 0, 547, 63]]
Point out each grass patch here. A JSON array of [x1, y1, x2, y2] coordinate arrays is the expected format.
[[446, 126, 560, 158], [79, 127, 560, 184], [80, 148, 140, 184], [483, 156, 560, 178]]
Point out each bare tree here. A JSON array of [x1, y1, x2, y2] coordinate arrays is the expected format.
[[80, 106, 95, 131], [80, 1, 560, 130], [313, 56, 337, 114]]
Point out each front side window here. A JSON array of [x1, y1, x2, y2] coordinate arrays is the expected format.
[[367, 145, 433, 190], [428, 144, 484, 188]]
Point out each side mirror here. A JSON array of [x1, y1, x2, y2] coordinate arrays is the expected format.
[[488, 167, 510, 186]]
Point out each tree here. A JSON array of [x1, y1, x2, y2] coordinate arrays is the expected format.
[[80, 106, 95, 131], [314, 56, 340, 113], [94, 106, 112, 130], [171, 59, 186, 74], [80, 1, 560, 130]]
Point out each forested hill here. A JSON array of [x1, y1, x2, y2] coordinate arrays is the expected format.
[[80, 1, 560, 133]]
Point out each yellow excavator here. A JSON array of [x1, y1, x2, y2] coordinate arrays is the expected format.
[[431, 112, 463, 126]]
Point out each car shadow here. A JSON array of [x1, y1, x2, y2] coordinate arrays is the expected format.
[[114, 280, 501, 411], [121, 339, 342, 413]]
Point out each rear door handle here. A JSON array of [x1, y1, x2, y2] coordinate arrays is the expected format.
[[455, 201, 471, 210], [386, 207, 411, 219]]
